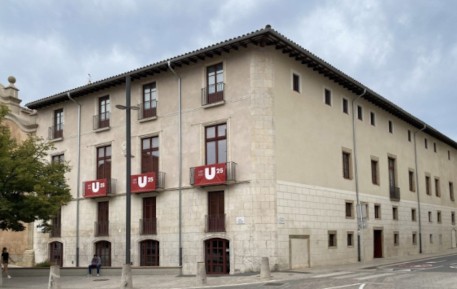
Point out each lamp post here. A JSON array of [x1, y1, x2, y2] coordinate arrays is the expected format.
[[115, 75, 138, 288]]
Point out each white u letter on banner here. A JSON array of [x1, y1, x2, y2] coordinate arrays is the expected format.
[[205, 167, 216, 180], [138, 176, 148, 188], [92, 182, 100, 193]]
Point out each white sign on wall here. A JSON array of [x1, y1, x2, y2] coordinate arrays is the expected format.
[[236, 217, 245, 225]]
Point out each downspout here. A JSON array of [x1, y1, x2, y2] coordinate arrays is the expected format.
[[67, 92, 81, 267], [414, 123, 427, 254], [168, 61, 183, 268], [352, 88, 366, 262]]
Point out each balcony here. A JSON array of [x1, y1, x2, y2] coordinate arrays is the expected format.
[[140, 218, 157, 235], [190, 162, 237, 187], [94, 221, 109, 237], [131, 171, 165, 194], [93, 112, 110, 130], [201, 83, 225, 106], [138, 100, 157, 120], [48, 125, 63, 140], [390, 186, 401, 201], [205, 214, 226, 233], [83, 178, 116, 198], [49, 225, 61, 238]]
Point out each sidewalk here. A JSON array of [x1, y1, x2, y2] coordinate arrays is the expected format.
[[1, 249, 456, 289]]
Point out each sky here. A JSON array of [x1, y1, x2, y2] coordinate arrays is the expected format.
[[1, 0, 457, 140]]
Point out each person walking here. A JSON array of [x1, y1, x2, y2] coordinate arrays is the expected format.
[[1, 247, 14, 279]]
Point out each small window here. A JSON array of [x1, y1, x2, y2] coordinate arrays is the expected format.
[[388, 120, 393, 133], [347, 232, 354, 247], [357, 105, 363, 120], [428, 211, 432, 222], [425, 175, 431, 195], [342, 98, 349, 114], [393, 206, 398, 220], [433, 142, 437, 153], [409, 170, 416, 192], [342, 151, 352, 180], [374, 204, 381, 219], [371, 159, 379, 185], [412, 232, 417, 245], [292, 73, 300, 93], [450, 182, 455, 202], [437, 211, 442, 224], [408, 130, 412, 142], [452, 212, 455, 225], [370, 112, 376, 126], [430, 234, 433, 244], [425, 138, 428, 149], [345, 201, 354, 218], [324, 88, 332, 106], [411, 208, 416, 222], [328, 231, 337, 248], [394, 232, 399, 246], [435, 178, 441, 197], [448, 150, 451, 160]]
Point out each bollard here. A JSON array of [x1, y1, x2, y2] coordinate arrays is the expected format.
[[48, 265, 61, 289], [260, 257, 271, 279], [0, 270, 3, 287], [120, 264, 133, 289], [196, 262, 207, 285]]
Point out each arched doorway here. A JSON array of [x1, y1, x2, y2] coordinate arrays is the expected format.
[[95, 241, 111, 266], [205, 238, 229, 274], [139, 240, 159, 266], [49, 241, 63, 267]]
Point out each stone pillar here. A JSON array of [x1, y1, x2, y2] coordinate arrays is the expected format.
[[196, 262, 207, 285], [120, 264, 133, 289], [260, 257, 271, 279], [48, 265, 61, 289]]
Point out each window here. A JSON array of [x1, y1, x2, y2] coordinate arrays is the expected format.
[[97, 95, 110, 129], [412, 232, 417, 245], [437, 211, 442, 224], [357, 105, 363, 120], [142, 82, 157, 118], [141, 136, 159, 174], [205, 123, 227, 165], [409, 170, 416, 192], [328, 231, 337, 248], [430, 234, 433, 244], [408, 130, 412, 142], [142, 197, 157, 235], [96, 146, 111, 180], [433, 142, 437, 153], [388, 120, 393, 133], [425, 175, 431, 195], [449, 150, 451, 160], [206, 63, 224, 104], [392, 206, 398, 220], [342, 98, 349, 114], [374, 204, 381, 219], [96, 201, 109, 236], [345, 201, 354, 218], [394, 232, 399, 246], [53, 109, 64, 139], [424, 138, 428, 149], [140, 240, 159, 266], [411, 208, 416, 222], [50, 208, 61, 238], [428, 211, 432, 222], [342, 151, 352, 179], [347, 232, 354, 247], [452, 212, 455, 225], [52, 154, 65, 164], [435, 178, 441, 197], [450, 182, 455, 202], [371, 159, 379, 185], [370, 112, 376, 126], [292, 73, 300, 93], [207, 191, 225, 232], [324, 88, 332, 106], [388, 157, 398, 199]]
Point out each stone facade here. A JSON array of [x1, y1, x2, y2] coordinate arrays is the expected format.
[[26, 26, 457, 273]]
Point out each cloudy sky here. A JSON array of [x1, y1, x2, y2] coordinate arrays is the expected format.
[[1, 0, 456, 140]]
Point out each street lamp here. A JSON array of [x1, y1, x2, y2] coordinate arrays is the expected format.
[[116, 75, 139, 288]]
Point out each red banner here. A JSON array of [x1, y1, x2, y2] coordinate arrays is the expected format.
[[193, 163, 226, 186], [84, 179, 108, 198], [131, 172, 156, 193]]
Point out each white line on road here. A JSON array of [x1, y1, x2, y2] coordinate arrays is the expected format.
[[333, 272, 370, 279], [356, 272, 394, 280], [321, 283, 363, 289], [313, 271, 352, 278]]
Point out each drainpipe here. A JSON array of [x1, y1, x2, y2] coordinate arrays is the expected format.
[[352, 88, 367, 262], [67, 92, 81, 267], [168, 61, 183, 269], [414, 124, 427, 254]]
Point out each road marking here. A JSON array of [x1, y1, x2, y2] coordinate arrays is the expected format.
[[426, 260, 446, 264], [356, 272, 394, 280], [321, 283, 363, 289], [359, 284, 366, 289], [313, 271, 352, 278], [333, 273, 370, 279]]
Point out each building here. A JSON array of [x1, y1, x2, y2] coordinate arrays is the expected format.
[[26, 25, 457, 274], [0, 76, 38, 266]]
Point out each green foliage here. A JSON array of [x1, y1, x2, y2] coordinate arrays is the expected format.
[[0, 105, 72, 231]]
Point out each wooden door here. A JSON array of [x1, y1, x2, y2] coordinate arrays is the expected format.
[[205, 238, 229, 274]]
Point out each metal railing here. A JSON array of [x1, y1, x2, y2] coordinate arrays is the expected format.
[[205, 214, 226, 232], [94, 221, 109, 236], [50, 225, 61, 238], [201, 83, 225, 106], [93, 112, 110, 130], [156, 171, 166, 189], [390, 186, 400, 201], [138, 100, 157, 120], [140, 218, 157, 235], [48, 125, 63, 140]]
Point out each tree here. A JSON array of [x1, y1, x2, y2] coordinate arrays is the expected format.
[[0, 105, 71, 231]]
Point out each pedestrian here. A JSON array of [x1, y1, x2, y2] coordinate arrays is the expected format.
[[88, 254, 102, 276], [1, 247, 14, 279]]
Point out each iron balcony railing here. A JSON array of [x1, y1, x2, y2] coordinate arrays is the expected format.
[[93, 112, 110, 130], [390, 186, 401, 201], [140, 218, 157, 235], [205, 214, 226, 233], [94, 221, 109, 237], [201, 82, 225, 106], [49, 225, 61, 238], [48, 125, 63, 140], [138, 100, 157, 120]]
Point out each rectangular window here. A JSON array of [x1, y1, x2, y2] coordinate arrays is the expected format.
[[50, 208, 62, 238], [347, 232, 354, 247], [342, 151, 352, 179], [435, 178, 441, 197], [388, 157, 398, 199], [409, 170, 416, 192], [206, 63, 224, 104], [345, 201, 354, 218], [328, 231, 337, 248], [450, 182, 455, 202], [370, 112, 376, 126], [393, 206, 398, 220], [408, 130, 412, 142], [425, 175, 431, 195], [324, 88, 332, 106], [374, 204, 381, 219], [208, 191, 225, 232], [388, 120, 393, 133], [141, 136, 159, 174], [452, 212, 456, 225], [357, 105, 363, 120], [428, 211, 432, 222], [394, 232, 399, 246], [96, 146, 111, 180], [437, 211, 442, 224], [205, 123, 227, 165], [430, 234, 433, 244], [142, 197, 157, 235], [96, 201, 109, 236], [342, 98, 349, 114], [412, 232, 417, 245], [53, 109, 64, 139], [433, 142, 437, 153], [449, 150, 451, 160], [411, 208, 417, 222], [98, 95, 110, 129], [425, 138, 428, 149], [142, 82, 157, 118], [52, 154, 65, 164], [371, 159, 379, 185], [292, 73, 300, 93]]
